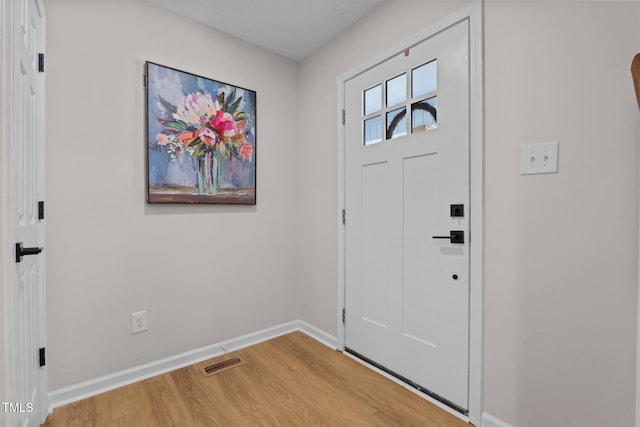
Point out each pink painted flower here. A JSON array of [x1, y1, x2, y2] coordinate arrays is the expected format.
[[211, 110, 237, 138], [197, 128, 216, 146], [239, 142, 253, 161]]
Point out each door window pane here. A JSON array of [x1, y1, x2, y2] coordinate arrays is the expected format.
[[386, 107, 407, 140], [364, 115, 382, 145], [411, 97, 437, 133], [386, 74, 406, 107], [412, 60, 437, 98], [364, 84, 382, 115]]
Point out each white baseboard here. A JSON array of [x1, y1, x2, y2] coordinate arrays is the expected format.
[[48, 320, 337, 412], [297, 320, 337, 349], [482, 412, 514, 427]]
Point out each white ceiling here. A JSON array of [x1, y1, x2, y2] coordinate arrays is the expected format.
[[146, 0, 384, 61]]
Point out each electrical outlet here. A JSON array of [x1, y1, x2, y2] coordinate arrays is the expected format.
[[131, 311, 148, 334]]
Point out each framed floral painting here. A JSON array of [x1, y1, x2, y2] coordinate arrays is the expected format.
[[145, 62, 256, 204]]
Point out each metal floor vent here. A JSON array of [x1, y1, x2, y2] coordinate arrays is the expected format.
[[199, 357, 245, 377]]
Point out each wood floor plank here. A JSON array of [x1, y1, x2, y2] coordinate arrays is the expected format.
[[43, 332, 470, 426], [170, 367, 238, 426], [142, 374, 195, 426]]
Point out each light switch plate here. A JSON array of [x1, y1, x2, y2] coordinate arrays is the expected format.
[[521, 141, 559, 175]]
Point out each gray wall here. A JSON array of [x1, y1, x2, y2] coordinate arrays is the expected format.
[[45, 0, 301, 389], [483, 2, 638, 425]]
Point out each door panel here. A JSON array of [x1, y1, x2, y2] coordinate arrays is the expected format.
[[345, 19, 469, 411], [6, 0, 47, 425], [402, 153, 437, 346], [361, 161, 391, 327]]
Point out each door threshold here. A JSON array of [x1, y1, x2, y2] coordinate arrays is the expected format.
[[344, 347, 468, 417]]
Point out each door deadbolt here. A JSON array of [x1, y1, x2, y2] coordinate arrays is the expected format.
[[450, 204, 464, 217]]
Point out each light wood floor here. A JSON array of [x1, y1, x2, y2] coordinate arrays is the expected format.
[[42, 332, 469, 426]]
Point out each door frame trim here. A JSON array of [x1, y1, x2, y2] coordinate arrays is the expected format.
[[335, 2, 484, 424]]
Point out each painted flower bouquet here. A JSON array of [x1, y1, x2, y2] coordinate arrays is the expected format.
[[154, 89, 253, 194]]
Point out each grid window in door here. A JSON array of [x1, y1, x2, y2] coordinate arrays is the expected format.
[[361, 58, 438, 145]]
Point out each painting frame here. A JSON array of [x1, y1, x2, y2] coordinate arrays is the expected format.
[[145, 61, 257, 205]]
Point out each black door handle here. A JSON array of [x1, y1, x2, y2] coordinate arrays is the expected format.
[[432, 230, 464, 244], [15, 242, 43, 263]]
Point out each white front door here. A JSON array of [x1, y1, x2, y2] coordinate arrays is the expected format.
[[5, 0, 48, 425], [345, 19, 470, 412]]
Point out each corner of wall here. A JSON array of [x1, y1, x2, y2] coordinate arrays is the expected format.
[[482, 412, 514, 427]]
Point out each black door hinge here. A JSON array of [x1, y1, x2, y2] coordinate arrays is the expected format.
[[342, 308, 346, 324], [38, 53, 44, 73], [39, 347, 46, 367], [341, 109, 345, 125], [342, 209, 346, 225], [38, 201, 44, 220]]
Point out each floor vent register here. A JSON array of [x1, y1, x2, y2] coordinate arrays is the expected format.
[[199, 357, 246, 377]]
